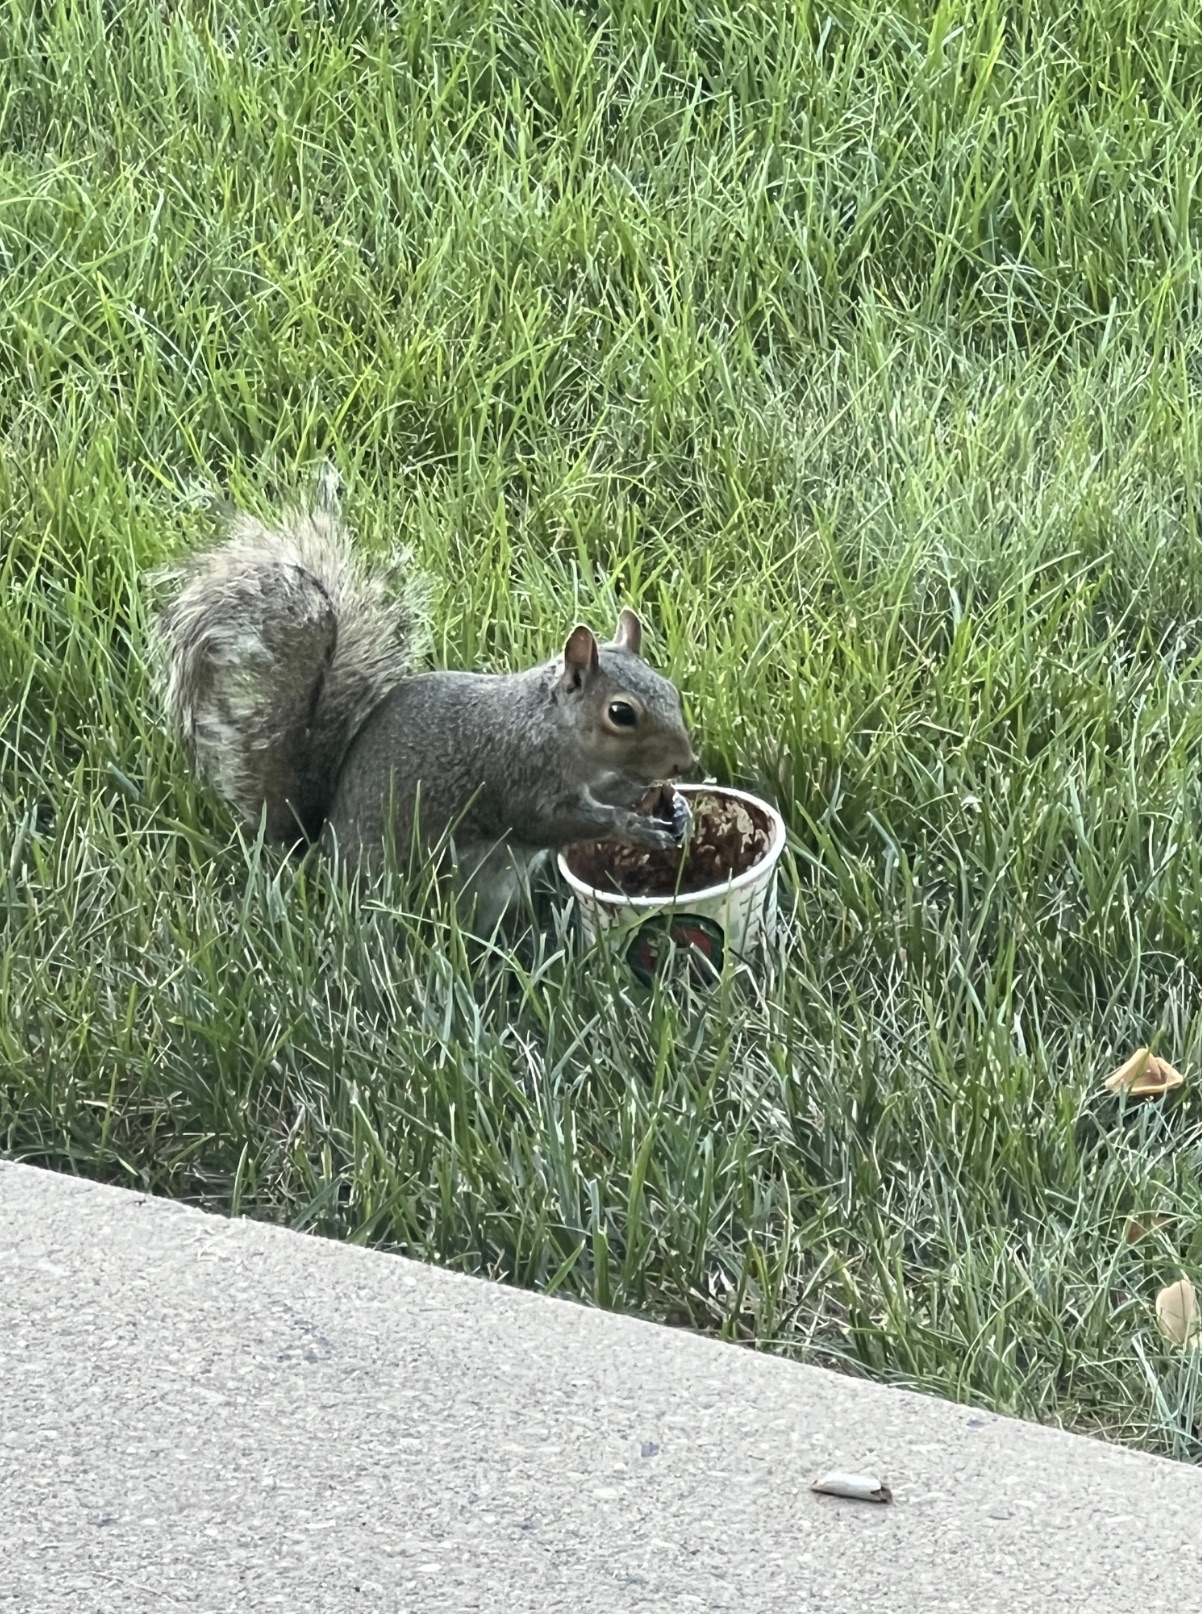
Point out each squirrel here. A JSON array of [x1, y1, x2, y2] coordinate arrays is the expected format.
[[157, 469, 698, 930]]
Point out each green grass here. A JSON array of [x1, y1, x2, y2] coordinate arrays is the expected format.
[[5, 0, 1202, 1459]]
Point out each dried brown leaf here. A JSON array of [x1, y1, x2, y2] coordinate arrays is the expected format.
[[1103, 1049, 1185, 1099], [1124, 1214, 1174, 1246], [1156, 1278, 1201, 1349]]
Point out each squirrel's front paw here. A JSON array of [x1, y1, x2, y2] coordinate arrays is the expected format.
[[618, 814, 680, 853]]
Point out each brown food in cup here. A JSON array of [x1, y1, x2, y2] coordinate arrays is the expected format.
[[565, 788, 772, 898]]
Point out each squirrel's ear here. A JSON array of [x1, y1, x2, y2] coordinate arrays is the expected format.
[[563, 624, 600, 682], [612, 608, 643, 655]]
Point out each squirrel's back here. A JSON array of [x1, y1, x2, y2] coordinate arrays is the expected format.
[[158, 469, 424, 841]]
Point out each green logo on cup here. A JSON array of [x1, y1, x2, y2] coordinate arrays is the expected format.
[[625, 913, 726, 985]]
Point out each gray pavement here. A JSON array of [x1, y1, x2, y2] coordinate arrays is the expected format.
[[2, 1159, 1200, 1611]]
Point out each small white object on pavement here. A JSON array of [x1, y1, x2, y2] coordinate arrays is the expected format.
[[811, 1471, 893, 1504]]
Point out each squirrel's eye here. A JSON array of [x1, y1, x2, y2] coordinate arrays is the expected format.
[[607, 700, 638, 728]]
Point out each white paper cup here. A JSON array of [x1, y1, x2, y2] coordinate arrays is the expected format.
[[557, 784, 787, 982]]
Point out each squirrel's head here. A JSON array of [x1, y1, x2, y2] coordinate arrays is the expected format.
[[554, 608, 697, 800]]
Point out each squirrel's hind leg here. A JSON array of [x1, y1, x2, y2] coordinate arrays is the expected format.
[[456, 841, 548, 938]]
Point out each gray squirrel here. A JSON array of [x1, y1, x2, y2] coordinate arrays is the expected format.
[[157, 470, 697, 928]]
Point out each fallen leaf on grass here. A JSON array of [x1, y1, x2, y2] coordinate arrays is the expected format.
[[1103, 1049, 1185, 1099], [1155, 1278, 1201, 1349], [810, 1471, 893, 1504], [1124, 1214, 1174, 1245]]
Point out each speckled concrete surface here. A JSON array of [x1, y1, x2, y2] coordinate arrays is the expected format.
[[2, 1159, 1200, 1611]]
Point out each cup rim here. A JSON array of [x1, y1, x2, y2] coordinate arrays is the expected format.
[[556, 784, 787, 912]]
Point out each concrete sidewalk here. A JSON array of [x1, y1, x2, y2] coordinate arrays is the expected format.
[[2, 1162, 1200, 1612]]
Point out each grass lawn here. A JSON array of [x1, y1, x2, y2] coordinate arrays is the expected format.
[[5, 0, 1202, 1459]]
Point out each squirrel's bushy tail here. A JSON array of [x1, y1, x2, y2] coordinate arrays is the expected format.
[[158, 468, 424, 842]]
